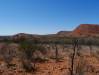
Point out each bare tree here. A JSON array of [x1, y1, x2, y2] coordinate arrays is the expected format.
[[69, 39, 79, 75], [69, 38, 87, 75]]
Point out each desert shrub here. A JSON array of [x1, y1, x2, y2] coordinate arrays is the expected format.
[[22, 60, 37, 72], [19, 41, 47, 72], [0, 44, 14, 68], [1, 38, 13, 43], [75, 56, 86, 75], [19, 42, 36, 72]]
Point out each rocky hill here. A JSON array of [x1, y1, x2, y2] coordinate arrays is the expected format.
[[72, 24, 99, 37], [56, 24, 99, 37]]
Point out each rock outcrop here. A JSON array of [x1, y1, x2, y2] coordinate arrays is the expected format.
[[72, 24, 99, 37]]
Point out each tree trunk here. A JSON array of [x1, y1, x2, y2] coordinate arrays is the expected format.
[[55, 44, 58, 62]]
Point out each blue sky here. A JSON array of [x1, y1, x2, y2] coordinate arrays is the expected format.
[[0, 0, 99, 35]]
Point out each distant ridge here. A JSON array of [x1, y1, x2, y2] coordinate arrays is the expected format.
[[57, 31, 71, 37], [0, 24, 99, 40]]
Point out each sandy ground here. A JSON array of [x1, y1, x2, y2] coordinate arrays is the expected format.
[[0, 46, 99, 75]]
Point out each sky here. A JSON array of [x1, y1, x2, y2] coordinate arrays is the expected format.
[[0, 0, 99, 35]]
